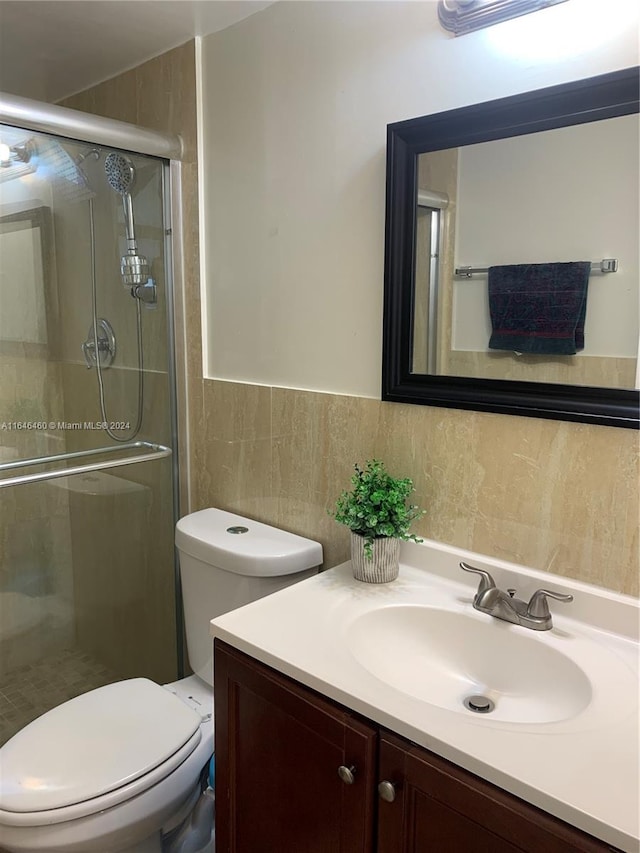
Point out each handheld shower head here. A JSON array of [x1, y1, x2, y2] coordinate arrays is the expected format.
[[105, 152, 138, 253], [104, 151, 152, 296], [104, 152, 135, 195]]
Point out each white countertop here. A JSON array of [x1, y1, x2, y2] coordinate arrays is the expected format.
[[210, 538, 639, 851]]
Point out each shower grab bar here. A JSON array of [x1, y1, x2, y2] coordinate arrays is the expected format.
[[0, 441, 172, 488], [454, 258, 618, 277], [0, 440, 161, 471]]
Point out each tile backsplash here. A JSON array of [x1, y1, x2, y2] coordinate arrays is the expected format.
[[192, 379, 638, 597]]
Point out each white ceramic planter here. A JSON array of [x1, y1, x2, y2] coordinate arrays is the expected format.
[[350, 533, 400, 583]]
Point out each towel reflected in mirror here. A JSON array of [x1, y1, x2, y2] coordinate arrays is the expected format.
[[488, 261, 591, 356]]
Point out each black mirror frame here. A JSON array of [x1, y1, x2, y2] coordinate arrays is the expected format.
[[382, 67, 640, 429]]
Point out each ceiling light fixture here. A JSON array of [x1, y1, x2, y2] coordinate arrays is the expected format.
[[438, 0, 569, 36]]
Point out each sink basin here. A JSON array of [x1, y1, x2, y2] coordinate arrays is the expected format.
[[346, 605, 593, 724]]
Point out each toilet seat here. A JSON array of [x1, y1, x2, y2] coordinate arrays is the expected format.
[[0, 679, 203, 826]]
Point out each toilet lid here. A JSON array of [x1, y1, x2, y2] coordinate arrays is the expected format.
[[0, 678, 202, 813]]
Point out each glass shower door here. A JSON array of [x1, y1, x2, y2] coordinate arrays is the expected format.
[[0, 126, 179, 744]]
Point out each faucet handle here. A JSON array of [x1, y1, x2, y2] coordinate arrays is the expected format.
[[460, 562, 495, 594], [526, 589, 574, 618]]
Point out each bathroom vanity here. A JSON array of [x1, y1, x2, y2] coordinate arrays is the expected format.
[[210, 540, 639, 853]]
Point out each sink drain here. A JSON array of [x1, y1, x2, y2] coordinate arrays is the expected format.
[[463, 694, 495, 714]]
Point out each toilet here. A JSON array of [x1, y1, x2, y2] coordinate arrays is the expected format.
[[0, 509, 322, 853]]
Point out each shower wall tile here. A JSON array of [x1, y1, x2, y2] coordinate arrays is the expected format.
[[0, 353, 65, 459], [48, 145, 167, 379], [0, 479, 74, 679], [68, 456, 177, 682], [53, 362, 177, 681], [49, 187, 93, 365], [135, 43, 198, 161], [194, 380, 639, 597], [0, 348, 74, 678], [58, 362, 171, 449], [93, 68, 139, 127]]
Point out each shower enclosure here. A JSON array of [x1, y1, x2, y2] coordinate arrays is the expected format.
[[0, 97, 183, 745]]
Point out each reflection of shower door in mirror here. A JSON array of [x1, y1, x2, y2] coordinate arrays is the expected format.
[[414, 204, 439, 374], [414, 197, 458, 376], [412, 150, 458, 377]]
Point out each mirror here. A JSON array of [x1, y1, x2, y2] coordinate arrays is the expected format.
[[382, 67, 639, 428]]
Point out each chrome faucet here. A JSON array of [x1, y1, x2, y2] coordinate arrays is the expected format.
[[460, 562, 573, 631]]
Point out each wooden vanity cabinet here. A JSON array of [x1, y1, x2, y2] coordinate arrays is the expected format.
[[214, 641, 619, 853], [214, 641, 377, 853], [377, 733, 615, 853]]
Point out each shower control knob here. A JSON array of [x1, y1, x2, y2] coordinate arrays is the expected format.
[[338, 765, 356, 785], [378, 781, 397, 802]]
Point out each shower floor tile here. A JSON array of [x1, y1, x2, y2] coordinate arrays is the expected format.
[[0, 648, 120, 745]]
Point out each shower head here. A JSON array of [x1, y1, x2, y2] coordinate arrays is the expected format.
[[105, 151, 139, 258], [104, 152, 135, 195], [104, 151, 152, 295]]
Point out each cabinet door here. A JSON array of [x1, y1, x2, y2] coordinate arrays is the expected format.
[[214, 640, 377, 853], [377, 733, 616, 853]]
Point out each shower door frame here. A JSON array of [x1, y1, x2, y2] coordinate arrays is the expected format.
[[0, 91, 188, 676]]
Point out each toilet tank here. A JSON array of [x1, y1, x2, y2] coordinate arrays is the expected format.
[[175, 508, 323, 686]]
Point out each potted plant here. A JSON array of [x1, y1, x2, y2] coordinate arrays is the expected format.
[[331, 459, 424, 583]]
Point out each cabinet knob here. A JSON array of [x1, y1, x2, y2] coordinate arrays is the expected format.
[[378, 780, 397, 802], [338, 765, 356, 784]]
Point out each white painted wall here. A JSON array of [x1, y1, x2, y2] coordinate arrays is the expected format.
[[199, 0, 640, 397], [452, 115, 639, 357]]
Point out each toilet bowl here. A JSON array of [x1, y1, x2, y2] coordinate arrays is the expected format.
[[0, 509, 322, 853], [0, 677, 212, 853]]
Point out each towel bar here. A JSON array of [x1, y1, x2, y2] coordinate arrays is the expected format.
[[0, 440, 172, 488], [454, 258, 618, 278]]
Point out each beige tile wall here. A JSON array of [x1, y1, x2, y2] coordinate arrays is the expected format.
[[0, 350, 76, 675], [0, 477, 74, 677], [65, 456, 177, 683], [446, 350, 637, 388], [192, 380, 639, 597]]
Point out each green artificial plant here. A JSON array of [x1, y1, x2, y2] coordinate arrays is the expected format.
[[331, 459, 424, 559]]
